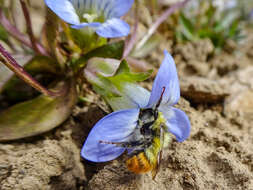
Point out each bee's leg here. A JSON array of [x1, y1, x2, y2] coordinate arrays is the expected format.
[[99, 140, 125, 146], [99, 140, 145, 149]]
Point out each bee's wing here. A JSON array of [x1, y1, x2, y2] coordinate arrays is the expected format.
[[152, 149, 163, 180], [152, 127, 165, 180]]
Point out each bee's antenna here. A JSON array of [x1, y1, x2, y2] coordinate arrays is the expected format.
[[99, 140, 122, 145], [155, 87, 166, 109]]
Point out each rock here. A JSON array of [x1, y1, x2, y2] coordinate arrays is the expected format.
[[180, 76, 229, 104]]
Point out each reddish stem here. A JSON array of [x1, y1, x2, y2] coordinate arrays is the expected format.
[[20, 0, 40, 54], [123, 2, 139, 58], [0, 9, 49, 56], [0, 43, 62, 97]]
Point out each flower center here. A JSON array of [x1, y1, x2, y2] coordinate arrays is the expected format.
[[82, 13, 99, 23], [80, 11, 105, 23]]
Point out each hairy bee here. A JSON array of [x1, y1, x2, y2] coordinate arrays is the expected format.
[[101, 108, 170, 178], [100, 88, 170, 179], [100, 107, 170, 179], [125, 108, 171, 179]]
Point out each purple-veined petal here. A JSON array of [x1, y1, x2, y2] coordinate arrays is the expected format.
[[106, 0, 134, 18], [71, 22, 101, 29], [45, 0, 80, 25], [81, 108, 139, 162], [70, 0, 93, 12], [95, 18, 130, 38], [159, 105, 191, 142], [71, 0, 112, 18], [70, 0, 134, 19], [147, 50, 180, 108], [121, 83, 150, 108]]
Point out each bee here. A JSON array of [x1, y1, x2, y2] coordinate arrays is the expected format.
[[125, 107, 171, 179], [100, 87, 171, 179]]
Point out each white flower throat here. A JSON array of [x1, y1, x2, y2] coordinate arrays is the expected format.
[[82, 13, 99, 23]]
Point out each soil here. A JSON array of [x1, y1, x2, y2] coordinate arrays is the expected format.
[[1, 3, 253, 189]]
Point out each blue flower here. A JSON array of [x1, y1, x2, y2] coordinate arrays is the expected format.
[[44, 0, 134, 38], [81, 50, 191, 162]]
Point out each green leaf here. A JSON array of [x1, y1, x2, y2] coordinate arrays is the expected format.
[[106, 60, 152, 89], [23, 56, 60, 75], [85, 58, 152, 111], [70, 28, 107, 51], [102, 61, 152, 110], [0, 80, 77, 141], [227, 20, 241, 40], [0, 25, 8, 42], [175, 0, 245, 49], [85, 40, 124, 60], [87, 58, 152, 89], [214, 11, 240, 33], [179, 13, 196, 41], [74, 41, 124, 69], [45, 8, 59, 54]]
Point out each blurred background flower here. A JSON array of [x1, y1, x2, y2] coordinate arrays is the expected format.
[[45, 0, 134, 38]]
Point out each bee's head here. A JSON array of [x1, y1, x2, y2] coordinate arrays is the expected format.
[[139, 109, 156, 124], [138, 108, 157, 137]]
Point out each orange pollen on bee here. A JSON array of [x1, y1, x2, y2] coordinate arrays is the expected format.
[[126, 152, 153, 174]]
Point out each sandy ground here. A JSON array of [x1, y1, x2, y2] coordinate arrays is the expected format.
[[0, 34, 252, 189], [0, 1, 253, 188]]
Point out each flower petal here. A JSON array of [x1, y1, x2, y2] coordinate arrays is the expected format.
[[107, 83, 150, 111], [159, 106, 191, 142], [45, 0, 80, 25], [76, 0, 134, 19], [71, 22, 101, 29], [96, 18, 130, 38], [106, 0, 134, 18], [70, 0, 100, 15], [121, 83, 150, 108], [106, 96, 138, 111], [81, 108, 139, 162], [147, 50, 180, 108]]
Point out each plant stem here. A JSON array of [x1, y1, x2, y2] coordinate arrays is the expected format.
[[0, 43, 62, 97], [123, 0, 139, 58], [0, 9, 49, 56], [20, 0, 40, 54], [136, 0, 191, 50]]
